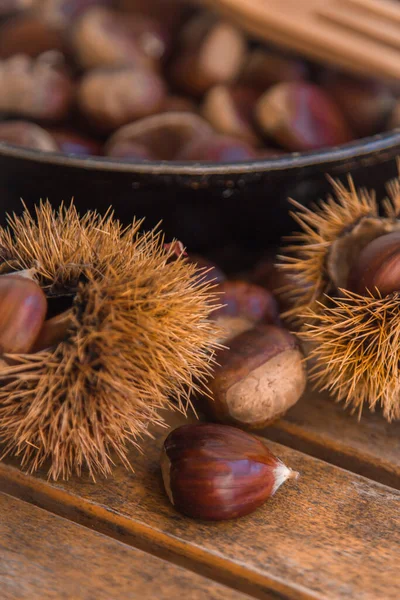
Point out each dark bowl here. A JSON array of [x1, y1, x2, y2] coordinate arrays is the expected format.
[[0, 130, 399, 266]]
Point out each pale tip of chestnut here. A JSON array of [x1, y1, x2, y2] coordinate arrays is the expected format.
[[272, 462, 299, 495]]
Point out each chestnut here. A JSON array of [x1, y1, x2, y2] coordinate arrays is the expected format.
[[347, 231, 400, 297], [0, 53, 74, 122], [241, 254, 296, 311], [0, 273, 47, 354], [70, 7, 169, 71], [105, 113, 213, 160], [205, 324, 306, 428], [238, 254, 276, 287], [322, 72, 395, 137], [0, 16, 65, 59], [255, 82, 353, 151], [213, 280, 280, 326], [0, 121, 59, 152], [177, 134, 257, 162], [161, 423, 299, 520], [202, 85, 261, 146], [77, 66, 166, 131], [49, 128, 101, 156], [239, 49, 308, 90], [170, 15, 246, 96]]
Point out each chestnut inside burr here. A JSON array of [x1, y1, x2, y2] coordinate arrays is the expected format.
[[347, 231, 400, 297], [327, 218, 400, 293], [0, 272, 76, 352]]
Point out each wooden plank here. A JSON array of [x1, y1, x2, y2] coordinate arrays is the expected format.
[[0, 411, 399, 600], [0, 491, 250, 600], [262, 386, 400, 489]]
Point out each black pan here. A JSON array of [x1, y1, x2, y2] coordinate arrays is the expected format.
[[0, 130, 399, 259]]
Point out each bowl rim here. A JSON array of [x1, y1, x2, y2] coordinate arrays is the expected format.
[[1, 129, 400, 175]]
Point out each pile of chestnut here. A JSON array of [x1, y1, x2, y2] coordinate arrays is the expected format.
[[158, 250, 305, 520], [184, 251, 306, 432], [0, 0, 399, 162]]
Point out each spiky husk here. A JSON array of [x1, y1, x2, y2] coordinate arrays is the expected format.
[[278, 177, 399, 322], [279, 176, 400, 421], [0, 201, 220, 480], [301, 289, 400, 421]]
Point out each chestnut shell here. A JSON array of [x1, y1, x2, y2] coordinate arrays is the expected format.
[[161, 423, 285, 520]]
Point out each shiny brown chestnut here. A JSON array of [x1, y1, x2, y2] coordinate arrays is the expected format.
[[322, 73, 395, 137], [161, 423, 299, 520], [213, 280, 280, 326], [77, 66, 166, 131], [170, 15, 246, 96], [70, 6, 168, 71], [105, 113, 213, 160], [202, 85, 261, 146], [0, 53, 74, 122], [347, 231, 400, 297], [0, 273, 47, 354], [0, 121, 59, 152], [255, 82, 353, 151]]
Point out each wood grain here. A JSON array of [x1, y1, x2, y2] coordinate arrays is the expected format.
[[262, 386, 400, 489], [1, 410, 399, 600], [0, 491, 250, 600]]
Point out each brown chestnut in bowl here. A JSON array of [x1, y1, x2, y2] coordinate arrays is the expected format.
[[255, 82, 353, 151]]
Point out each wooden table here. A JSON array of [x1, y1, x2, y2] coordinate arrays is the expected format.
[[1, 387, 399, 600]]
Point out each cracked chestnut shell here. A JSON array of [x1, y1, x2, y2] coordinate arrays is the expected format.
[[161, 423, 298, 520]]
